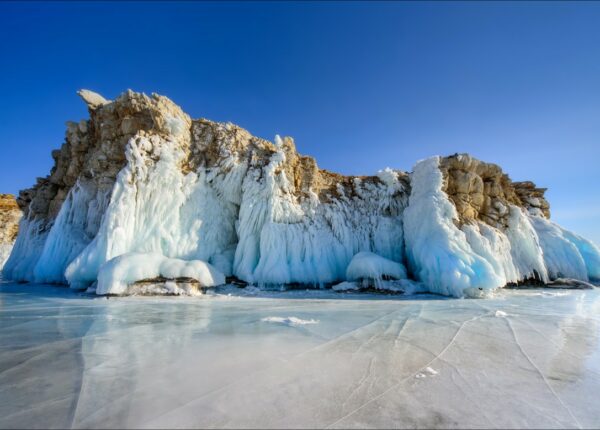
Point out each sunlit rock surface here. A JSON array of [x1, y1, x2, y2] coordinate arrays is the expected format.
[[3, 89, 600, 297], [0, 194, 22, 269], [1, 282, 599, 428]]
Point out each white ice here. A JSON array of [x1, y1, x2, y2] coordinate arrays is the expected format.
[[1, 282, 600, 428]]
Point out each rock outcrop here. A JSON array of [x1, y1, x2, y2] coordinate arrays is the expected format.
[[3, 89, 599, 297], [0, 194, 22, 270], [440, 154, 550, 228]]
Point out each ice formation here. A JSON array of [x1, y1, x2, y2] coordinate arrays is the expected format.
[[3, 89, 599, 297]]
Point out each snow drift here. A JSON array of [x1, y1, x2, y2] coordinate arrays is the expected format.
[[3, 89, 599, 296]]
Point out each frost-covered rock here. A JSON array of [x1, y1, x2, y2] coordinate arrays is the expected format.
[[5, 89, 600, 297], [0, 195, 22, 271]]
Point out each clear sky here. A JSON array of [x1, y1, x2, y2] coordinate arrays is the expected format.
[[1, 1, 599, 243]]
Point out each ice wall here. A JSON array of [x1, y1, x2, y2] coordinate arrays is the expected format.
[[63, 131, 407, 292]]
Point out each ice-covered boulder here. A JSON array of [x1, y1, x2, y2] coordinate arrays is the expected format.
[[4, 89, 599, 297], [346, 251, 407, 284], [95, 252, 225, 295]]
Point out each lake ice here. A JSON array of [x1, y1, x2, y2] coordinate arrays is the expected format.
[[1, 282, 600, 429]]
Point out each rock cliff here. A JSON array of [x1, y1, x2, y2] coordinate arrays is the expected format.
[[3, 90, 599, 296], [0, 194, 22, 270]]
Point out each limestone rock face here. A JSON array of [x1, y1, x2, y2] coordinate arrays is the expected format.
[[439, 154, 550, 228], [0, 194, 22, 269], [5, 89, 598, 297]]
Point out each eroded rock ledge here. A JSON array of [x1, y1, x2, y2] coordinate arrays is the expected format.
[[3, 89, 599, 297]]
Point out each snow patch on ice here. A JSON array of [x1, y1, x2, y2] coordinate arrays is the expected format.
[[261, 316, 319, 326], [416, 367, 439, 379], [495, 310, 508, 317]]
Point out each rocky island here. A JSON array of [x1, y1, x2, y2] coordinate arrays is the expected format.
[[3, 90, 599, 297]]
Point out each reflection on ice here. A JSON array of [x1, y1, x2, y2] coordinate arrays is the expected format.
[[1, 282, 600, 428]]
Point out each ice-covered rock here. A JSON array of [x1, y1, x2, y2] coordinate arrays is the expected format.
[[0, 194, 22, 270], [345, 251, 407, 285], [4, 89, 600, 297], [96, 252, 225, 295]]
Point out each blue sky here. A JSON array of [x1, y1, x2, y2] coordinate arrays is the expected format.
[[1, 1, 599, 243]]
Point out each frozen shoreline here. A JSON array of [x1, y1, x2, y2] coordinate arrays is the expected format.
[[1, 282, 600, 428]]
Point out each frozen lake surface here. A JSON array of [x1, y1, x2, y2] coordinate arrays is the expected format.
[[1, 282, 600, 429]]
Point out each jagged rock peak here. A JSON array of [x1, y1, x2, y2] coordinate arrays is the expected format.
[[77, 89, 111, 110]]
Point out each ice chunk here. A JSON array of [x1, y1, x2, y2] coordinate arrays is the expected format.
[[332, 281, 360, 292], [96, 252, 225, 295]]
